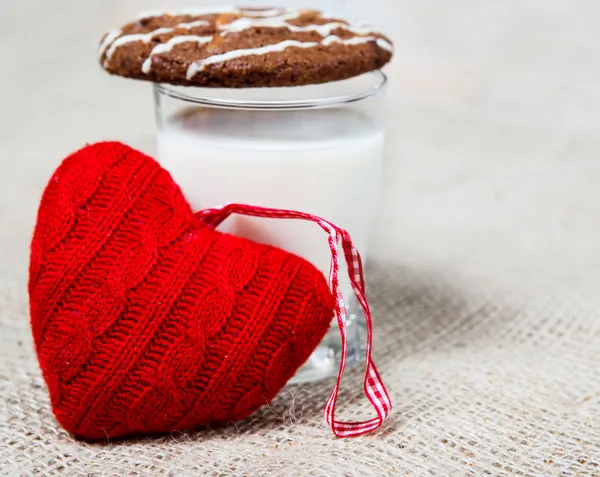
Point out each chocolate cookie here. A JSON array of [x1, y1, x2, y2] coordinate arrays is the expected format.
[[98, 7, 393, 88]]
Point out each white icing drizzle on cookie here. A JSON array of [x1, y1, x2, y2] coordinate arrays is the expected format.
[[98, 29, 122, 60], [231, 9, 305, 25], [220, 17, 374, 38], [376, 38, 394, 52], [242, 8, 286, 17], [175, 19, 212, 29], [102, 20, 210, 66], [142, 35, 213, 74], [186, 35, 393, 79], [186, 39, 318, 79], [323, 35, 394, 53], [103, 29, 172, 66], [101, 8, 393, 75], [102, 10, 302, 66]]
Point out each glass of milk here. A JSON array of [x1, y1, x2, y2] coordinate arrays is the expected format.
[[154, 71, 387, 383]]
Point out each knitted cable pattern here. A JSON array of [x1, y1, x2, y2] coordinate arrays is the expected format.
[[28, 142, 334, 440]]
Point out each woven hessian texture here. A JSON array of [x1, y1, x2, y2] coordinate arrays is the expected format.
[[28, 142, 334, 441], [3, 1, 600, 475]]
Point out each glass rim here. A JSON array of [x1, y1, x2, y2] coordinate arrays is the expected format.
[[154, 70, 387, 111]]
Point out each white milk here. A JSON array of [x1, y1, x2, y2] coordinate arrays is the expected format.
[[156, 105, 384, 296]]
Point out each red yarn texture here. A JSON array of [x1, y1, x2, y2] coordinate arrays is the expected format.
[[29, 142, 334, 440]]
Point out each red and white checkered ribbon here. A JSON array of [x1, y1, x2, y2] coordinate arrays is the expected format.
[[196, 203, 392, 438]]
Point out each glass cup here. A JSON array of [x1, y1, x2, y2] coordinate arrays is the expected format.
[[154, 71, 387, 383]]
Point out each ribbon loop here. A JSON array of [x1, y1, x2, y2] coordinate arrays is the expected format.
[[195, 203, 391, 437]]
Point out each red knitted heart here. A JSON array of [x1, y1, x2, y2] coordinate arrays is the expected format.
[[29, 142, 334, 440]]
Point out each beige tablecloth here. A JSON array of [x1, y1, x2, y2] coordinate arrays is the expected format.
[[2, 1, 599, 475]]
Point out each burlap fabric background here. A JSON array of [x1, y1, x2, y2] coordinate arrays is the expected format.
[[2, 1, 599, 475]]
